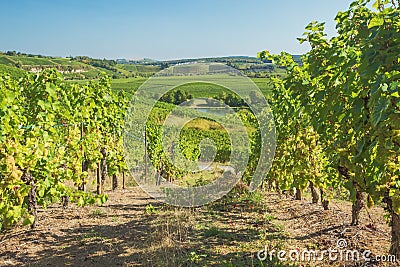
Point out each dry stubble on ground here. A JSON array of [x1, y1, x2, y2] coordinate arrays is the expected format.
[[0, 186, 398, 267]]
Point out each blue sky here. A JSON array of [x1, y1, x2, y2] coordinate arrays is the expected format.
[[1, 0, 353, 60]]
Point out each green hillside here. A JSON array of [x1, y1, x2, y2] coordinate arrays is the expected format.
[[0, 52, 288, 81], [0, 64, 27, 78], [0, 53, 126, 80]]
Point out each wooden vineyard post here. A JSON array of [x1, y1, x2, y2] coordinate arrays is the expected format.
[[79, 122, 87, 192], [97, 162, 102, 195], [122, 171, 125, 189], [309, 181, 319, 204], [144, 130, 148, 184], [100, 147, 107, 193], [295, 187, 302, 200], [112, 174, 118, 190]]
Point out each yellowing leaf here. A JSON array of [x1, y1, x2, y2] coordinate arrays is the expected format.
[[367, 194, 374, 208], [372, 0, 380, 10], [368, 17, 384, 28], [22, 215, 35, 226], [391, 92, 400, 98]]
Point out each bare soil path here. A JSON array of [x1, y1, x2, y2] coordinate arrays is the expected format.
[[0, 187, 398, 266]]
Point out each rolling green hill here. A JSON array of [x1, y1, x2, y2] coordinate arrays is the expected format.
[[0, 53, 164, 80], [0, 51, 292, 81], [0, 54, 127, 80]]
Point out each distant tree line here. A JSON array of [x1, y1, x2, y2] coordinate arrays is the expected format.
[[214, 92, 246, 107], [2, 51, 53, 58], [214, 90, 264, 107], [160, 89, 193, 105], [71, 56, 118, 72]]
